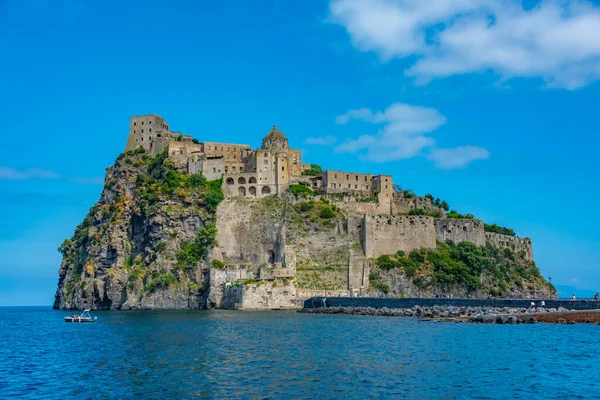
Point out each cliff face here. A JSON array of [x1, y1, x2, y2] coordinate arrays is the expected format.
[[368, 244, 556, 300], [54, 150, 221, 310], [54, 150, 556, 310]]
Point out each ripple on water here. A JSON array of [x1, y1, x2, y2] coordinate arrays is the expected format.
[[1, 308, 598, 399]]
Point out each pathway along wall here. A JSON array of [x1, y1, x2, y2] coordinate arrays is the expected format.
[[304, 297, 600, 311]]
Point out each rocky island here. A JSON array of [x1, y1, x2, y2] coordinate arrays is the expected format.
[[54, 114, 556, 310]]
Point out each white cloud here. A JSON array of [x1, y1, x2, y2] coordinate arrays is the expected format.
[[427, 146, 490, 169], [0, 167, 58, 180], [335, 103, 488, 167], [305, 136, 338, 145], [569, 277, 579, 284], [335, 103, 446, 163], [330, 0, 600, 88]]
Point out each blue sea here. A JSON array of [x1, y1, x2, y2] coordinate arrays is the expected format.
[[1, 307, 598, 399]]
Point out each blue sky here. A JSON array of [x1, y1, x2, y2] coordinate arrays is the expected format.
[[1, 0, 599, 305]]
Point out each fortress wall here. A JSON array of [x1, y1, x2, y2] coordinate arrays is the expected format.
[[332, 197, 392, 216], [392, 197, 444, 214], [213, 197, 288, 266], [486, 232, 534, 261], [435, 218, 486, 246], [238, 281, 298, 309], [363, 215, 436, 258], [348, 249, 369, 296]]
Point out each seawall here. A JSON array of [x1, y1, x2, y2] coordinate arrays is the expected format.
[[304, 297, 600, 310]]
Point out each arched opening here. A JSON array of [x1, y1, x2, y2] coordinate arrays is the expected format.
[[249, 176, 257, 184], [261, 186, 271, 195], [238, 177, 246, 184], [249, 186, 257, 196], [238, 186, 246, 196], [226, 177, 234, 185], [267, 250, 275, 263]]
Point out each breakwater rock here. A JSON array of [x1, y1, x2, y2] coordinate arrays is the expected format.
[[298, 305, 600, 324]]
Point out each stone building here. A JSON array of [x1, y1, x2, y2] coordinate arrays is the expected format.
[[124, 114, 396, 199]]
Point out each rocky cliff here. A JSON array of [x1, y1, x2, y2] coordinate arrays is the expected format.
[[54, 149, 222, 310], [54, 149, 556, 310]]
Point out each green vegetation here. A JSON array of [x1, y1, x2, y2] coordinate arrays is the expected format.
[[176, 223, 217, 268], [146, 270, 176, 293], [156, 241, 167, 252], [192, 138, 200, 144], [446, 210, 475, 219], [319, 207, 335, 219], [484, 223, 516, 236], [374, 240, 545, 296], [296, 200, 315, 212], [289, 184, 315, 198], [302, 164, 323, 176], [404, 208, 443, 218], [132, 151, 224, 213], [211, 259, 225, 269], [374, 254, 419, 277], [369, 273, 390, 294]]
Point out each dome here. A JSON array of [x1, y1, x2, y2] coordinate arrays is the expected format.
[[261, 125, 289, 150]]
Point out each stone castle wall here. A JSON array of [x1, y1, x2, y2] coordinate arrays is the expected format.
[[435, 218, 486, 246], [363, 215, 436, 258], [486, 232, 534, 261]]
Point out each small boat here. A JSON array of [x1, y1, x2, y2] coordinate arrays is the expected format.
[[64, 309, 97, 323]]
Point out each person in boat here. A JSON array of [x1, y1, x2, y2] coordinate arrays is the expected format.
[[594, 293, 599, 301]]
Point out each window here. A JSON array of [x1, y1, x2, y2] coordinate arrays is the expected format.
[[232, 166, 236, 172], [281, 166, 284, 171], [227, 147, 230, 151], [355, 185, 358, 189], [141, 137, 143, 141], [213, 168, 216, 173], [366, 185, 369, 189], [385, 178, 388, 182], [293, 158, 297, 164], [227, 155, 230, 159], [221, 146, 223, 150], [141, 121, 144, 125], [240, 167, 244, 172], [180, 150, 183, 155], [234, 155, 236, 159], [141, 129, 144, 133], [264, 160, 268, 165], [385, 185, 388, 189], [234, 148, 237, 152], [365, 176, 367, 181], [264, 153, 268, 157], [264, 167, 268, 172], [208, 146, 211, 150], [334, 174, 337, 179], [133, 130, 136, 134], [149, 121, 152, 124], [133, 122, 137, 126], [356, 176, 358, 181], [346, 175, 349, 180], [149, 128, 151, 132], [224, 166, 228, 172]]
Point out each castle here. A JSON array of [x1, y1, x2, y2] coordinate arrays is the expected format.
[[125, 114, 394, 199], [123, 114, 536, 307]]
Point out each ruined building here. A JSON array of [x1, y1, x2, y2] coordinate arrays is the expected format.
[[125, 114, 394, 199]]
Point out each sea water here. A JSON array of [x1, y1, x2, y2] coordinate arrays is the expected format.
[[1, 307, 598, 399]]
